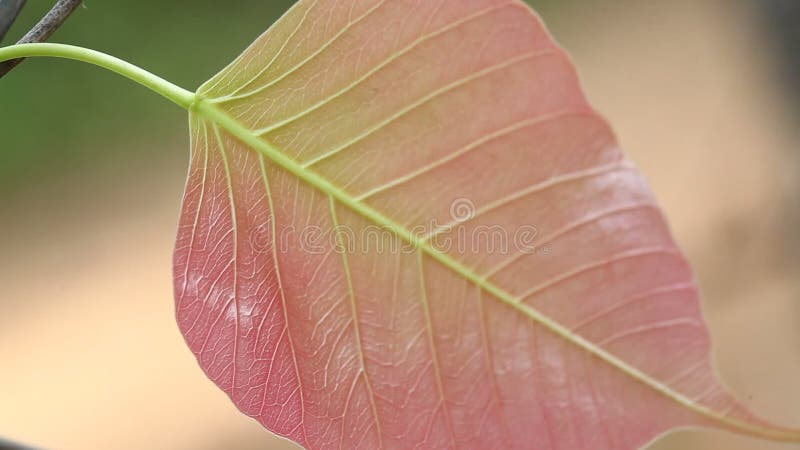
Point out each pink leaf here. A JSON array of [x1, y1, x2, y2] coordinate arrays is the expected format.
[[173, 1, 800, 448]]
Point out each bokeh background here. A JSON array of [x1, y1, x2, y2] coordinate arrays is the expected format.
[[0, 0, 798, 449]]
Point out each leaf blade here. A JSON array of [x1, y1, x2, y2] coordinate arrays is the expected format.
[[175, 0, 800, 448]]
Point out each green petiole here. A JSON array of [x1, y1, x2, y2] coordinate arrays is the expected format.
[[0, 43, 195, 109]]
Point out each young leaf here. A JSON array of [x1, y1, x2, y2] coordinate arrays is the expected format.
[[173, 0, 800, 448]]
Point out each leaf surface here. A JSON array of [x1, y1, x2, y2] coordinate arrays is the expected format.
[[173, 1, 800, 448]]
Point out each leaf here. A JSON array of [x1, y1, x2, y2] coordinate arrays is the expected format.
[[173, 1, 800, 448]]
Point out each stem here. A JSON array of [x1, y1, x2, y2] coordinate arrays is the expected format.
[[16, 0, 82, 43], [0, 43, 195, 109], [0, 0, 27, 42]]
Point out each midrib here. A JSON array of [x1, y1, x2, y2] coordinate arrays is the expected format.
[[192, 97, 797, 441]]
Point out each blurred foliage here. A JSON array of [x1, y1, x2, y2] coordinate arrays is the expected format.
[[0, 0, 565, 193]]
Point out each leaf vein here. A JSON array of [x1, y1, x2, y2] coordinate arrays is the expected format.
[[213, 124, 241, 393], [416, 251, 458, 447], [356, 108, 591, 201], [211, 0, 390, 103], [258, 152, 311, 446], [328, 195, 384, 447], [248, 2, 516, 136], [518, 247, 679, 301], [297, 49, 555, 167]]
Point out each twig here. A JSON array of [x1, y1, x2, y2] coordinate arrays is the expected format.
[[0, 0, 82, 78], [0, 0, 27, 42], [0, 436, 40, 450]]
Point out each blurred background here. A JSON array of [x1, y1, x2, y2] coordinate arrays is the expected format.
[[0, 0, 798, 449]]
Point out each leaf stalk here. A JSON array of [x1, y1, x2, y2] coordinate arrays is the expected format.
[[0, 42, 195, 109]]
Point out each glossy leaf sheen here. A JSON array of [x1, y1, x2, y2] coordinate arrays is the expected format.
[[173, 1, 799, 448]]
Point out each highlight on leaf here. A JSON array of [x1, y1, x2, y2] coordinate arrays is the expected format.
[[170, 0, 800, 449]]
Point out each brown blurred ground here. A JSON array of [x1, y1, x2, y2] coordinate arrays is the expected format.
[[0, 0, 798, 449]]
